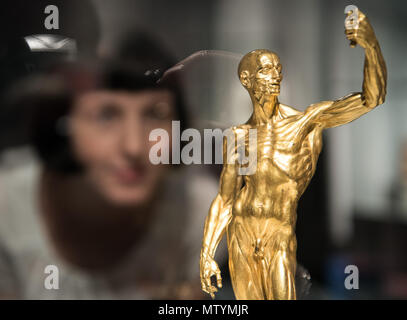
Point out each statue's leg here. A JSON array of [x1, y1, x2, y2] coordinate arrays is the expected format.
[[263, 235, 297, 300], [227, 220, 265, 300], [269, 250, 296, 299]]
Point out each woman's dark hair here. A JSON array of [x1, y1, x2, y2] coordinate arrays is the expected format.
[[9, 34, 188, 173]]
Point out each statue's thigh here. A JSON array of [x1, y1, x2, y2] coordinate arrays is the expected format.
[[263, 248, 296, 300], [227, 223, 264, 300]]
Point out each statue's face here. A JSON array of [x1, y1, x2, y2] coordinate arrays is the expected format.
[[252, 52, 282, 97]]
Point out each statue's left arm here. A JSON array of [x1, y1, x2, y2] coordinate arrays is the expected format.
[[305, 9, 387, 129]]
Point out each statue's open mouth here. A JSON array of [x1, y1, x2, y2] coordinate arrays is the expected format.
[[267, 83, 280, 94]]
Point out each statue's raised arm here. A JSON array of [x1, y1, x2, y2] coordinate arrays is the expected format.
[[304, 8, 387, 129]]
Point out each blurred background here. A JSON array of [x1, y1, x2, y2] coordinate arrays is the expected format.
[[0, 0, 406, 299]]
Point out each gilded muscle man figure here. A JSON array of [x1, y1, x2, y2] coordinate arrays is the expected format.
[[200, 9, 387, 300]]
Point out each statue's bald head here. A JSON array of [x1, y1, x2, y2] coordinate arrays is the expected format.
[[238, 49, 282, 95], [238, 49, 280, 75]]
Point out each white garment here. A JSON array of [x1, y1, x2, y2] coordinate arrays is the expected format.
[[0, 147, 220, 299]]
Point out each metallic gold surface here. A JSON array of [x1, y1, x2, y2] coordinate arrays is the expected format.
[[200, 9, 387, 300]]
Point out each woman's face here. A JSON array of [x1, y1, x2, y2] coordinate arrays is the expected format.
[[69, 89, 175, 206]]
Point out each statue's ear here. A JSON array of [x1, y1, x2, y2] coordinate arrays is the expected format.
[[239, 70, 251, 89]]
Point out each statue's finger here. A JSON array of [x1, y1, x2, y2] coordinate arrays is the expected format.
[[205, 276, 212, 291], [357, 11, 366, 20], [216, 271, 222, 288], [202, 284, 209, 294], [201, 280, 207, 292], [345, 30, 357, 38]]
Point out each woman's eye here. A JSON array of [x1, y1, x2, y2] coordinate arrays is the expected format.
[[95, 105, 120, 123], [144, 102, 173, 120]]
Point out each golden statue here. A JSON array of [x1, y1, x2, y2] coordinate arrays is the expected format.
[[200, 8, 387, 300]]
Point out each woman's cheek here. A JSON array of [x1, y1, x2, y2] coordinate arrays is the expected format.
[[71, 126, 114, 169]]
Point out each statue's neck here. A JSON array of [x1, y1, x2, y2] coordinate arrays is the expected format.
[[250, 94, 279, 125]]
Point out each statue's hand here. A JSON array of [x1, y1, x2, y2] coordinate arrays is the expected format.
[[345, 9, 377, 49], [200, 252, 222, 299]]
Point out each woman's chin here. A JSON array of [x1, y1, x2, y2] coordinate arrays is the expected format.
[[102, 186, 152, 208]]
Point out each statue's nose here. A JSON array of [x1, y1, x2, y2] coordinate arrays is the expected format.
[[271, 68, 280, 78]]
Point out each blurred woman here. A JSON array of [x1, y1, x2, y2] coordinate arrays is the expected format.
[[0, 35, 219, 299]]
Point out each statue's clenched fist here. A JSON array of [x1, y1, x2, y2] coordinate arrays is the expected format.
[[345, 8, 377, 49]]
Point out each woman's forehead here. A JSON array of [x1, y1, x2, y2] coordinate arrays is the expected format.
[[73, 89, 175, 111], [78, 89, 173, 101]]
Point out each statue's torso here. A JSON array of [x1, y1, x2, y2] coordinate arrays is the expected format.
[[232, 107, 323, 228]]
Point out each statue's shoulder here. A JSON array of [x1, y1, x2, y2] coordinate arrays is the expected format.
[[230, 123, 252, 133], [278, 103, 303, 118]]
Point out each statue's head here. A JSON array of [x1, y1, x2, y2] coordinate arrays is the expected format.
[[238, 49, 282, 99]]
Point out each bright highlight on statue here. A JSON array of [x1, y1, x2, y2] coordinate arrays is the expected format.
[[200, 8, 387, 300]]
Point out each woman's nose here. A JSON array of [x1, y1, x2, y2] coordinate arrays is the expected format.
[[120, 117, 145, 158]]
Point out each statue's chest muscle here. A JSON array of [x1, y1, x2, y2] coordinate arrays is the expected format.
[[255, 121, 314, 179]]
